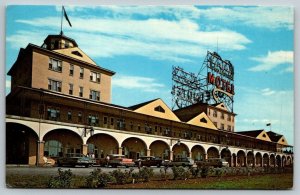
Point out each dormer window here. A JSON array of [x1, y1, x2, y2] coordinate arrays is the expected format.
[[262, 134, 266, 138], [72, 51, 83, 57], [154, 106, 165, 113]]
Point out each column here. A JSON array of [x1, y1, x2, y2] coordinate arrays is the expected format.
[[147, 149, 151, 157], [253, 156, 256, 167], [82, 144, 88, 156], [170, 151, 174, 161], [244, 156, 247, 167], [36, 141, 45, 166], [118, 147, 123, 155], [189, 152, 192, 158], [235, 156, 237, 167], [230, 156, 234, 167], [204, 153, 208, 160]]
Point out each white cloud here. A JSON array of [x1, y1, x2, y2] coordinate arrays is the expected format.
[[11, 13, 250, 62], [248, 50, 293, 72], [261, 88, 276, 96], [200, 6, 293, 30], [112, 75, 165, 93]]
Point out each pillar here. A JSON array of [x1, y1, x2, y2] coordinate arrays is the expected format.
[[244, 156, 247, 167], [189, 152, 192, 158], [253, 156, 256, 167], [170, 151, 174, 161], [230, 156, 234, 167], [204, 153, 208, 160], [235, 155, 237, 167], [82, 144, 88, 156], [118, 147, 123, 155], [36, 141, 45, 166], [147, 149, 151, 157]]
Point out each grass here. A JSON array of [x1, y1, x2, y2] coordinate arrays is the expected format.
[[6, 172, 293, 189]]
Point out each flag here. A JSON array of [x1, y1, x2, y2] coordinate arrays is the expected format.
[[266, 123, 271, 126], [63, 6, 72, 27]]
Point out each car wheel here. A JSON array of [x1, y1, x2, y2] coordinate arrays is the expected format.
[[157, 164, 161, 168]]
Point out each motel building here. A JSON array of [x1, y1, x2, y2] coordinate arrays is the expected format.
[[6, 32, 293, 167]]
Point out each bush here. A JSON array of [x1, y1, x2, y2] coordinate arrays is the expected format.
[[160, 166, 170, 180], [200, 166, 209, 178], [110, 168, 133, 184], [189, 167, 200, 178], [171, 166, 190, 180], [48, 168, 73, 188], [85, 168, 115, 188], [132, 167, 154, 182]]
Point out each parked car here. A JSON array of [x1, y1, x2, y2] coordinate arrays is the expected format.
[[135, 156, 163, 167], [107, 154, 135, 168], [197, 158, 229, 168], [169, 157, 195, 167], [56, 153, 96, 167]]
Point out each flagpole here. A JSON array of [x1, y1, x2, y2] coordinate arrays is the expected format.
[[60, 6, 63, 35]]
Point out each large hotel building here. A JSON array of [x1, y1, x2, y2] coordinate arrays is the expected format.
[[6, 33, 293, 167]]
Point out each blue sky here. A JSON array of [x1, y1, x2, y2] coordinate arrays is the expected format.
[[6, 5, 294, 144]]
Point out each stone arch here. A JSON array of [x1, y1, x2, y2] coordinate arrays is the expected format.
[[43, 128, 83, 157], [270, 154, 276, 167], [276, 155, 282, 167], [6, 122, 39, 165], [220, 148, 231, 166], [121, 137, 147, 159], [207, 147, 219, 159], [282, 156, 287, 167], [263, 153, 269, 167], [149, 140, 170, 160], [286, 156, 292, 166], [172, 142, 189, 159], [191, 145, 206, 161], [255, 152, 262, 167], [237, 150, 246, 167], [247, 151, 255, 167], [87, 133, 120, 158]]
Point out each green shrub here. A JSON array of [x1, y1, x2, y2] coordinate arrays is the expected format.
[[160, 166, 170, 180], [85, 168, 115, 188], [110, 168, 133, 184], [189, 167, 200, 178], [48, 168, 73, 188], [171, 166, 190, 180], [200, 166, 209, 178]]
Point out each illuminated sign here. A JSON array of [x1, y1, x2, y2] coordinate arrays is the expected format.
[[207, 72, 234, 95]]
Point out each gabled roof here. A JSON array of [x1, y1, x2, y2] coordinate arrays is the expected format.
[[267, 131, 288, 145], [236, 129, 271, 142], [53, 47, 97, 65], [214, 103, 228, 112], [129, 98, 180, 122], [186, 112, 218, 130]]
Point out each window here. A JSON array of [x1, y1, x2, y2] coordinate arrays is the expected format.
[[227, 125, 231, 131], [65, 41, 70, 48], [90, 90, 100, 101], [154, 106, 165, 113], [78, 112, 82, 123], [200, 117, 207, 123], [68, 111, 72, 121], [90, 71, 100, 83], [117, 118, 125, 130], [221, 112, 224, 119], [221, 123, 224, 130], [79, 87, 83, 97], [80, 67, 84, 78], [103, 116, 108, 125], [48, 79, 61, 92], [213, 122, 218, 128], [88, 115, 99, 126], [213, 110, 217, 117], [69, 84, 73, 95], [44, 140, 62, 157], [47, 108, 60, 121], [49, 58, 62, 72], [110, 118, 114, 126], [227, 115, 231, 121], [69, 64, 74, 76], [72, 51, 83, 57]]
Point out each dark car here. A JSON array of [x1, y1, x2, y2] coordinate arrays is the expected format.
[[135, 156, 163, 167], [169, 157, 195, 167], [196, 158, 229, 168], [57, 153, 96, 167]]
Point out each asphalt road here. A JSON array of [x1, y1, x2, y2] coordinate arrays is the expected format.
[[6, 165, 170, 176]]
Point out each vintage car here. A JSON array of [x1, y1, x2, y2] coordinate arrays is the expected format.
[[196, 158, 229, 168], [107, 154, 135, 168], [56, 153, 96, 167], [135, 156, 163, 167], [169, 157, 195, 167]]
